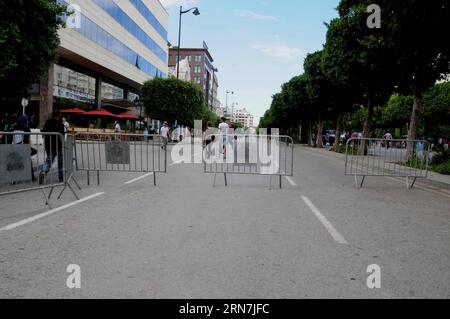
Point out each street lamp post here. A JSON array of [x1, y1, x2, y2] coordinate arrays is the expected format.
[[177, 6, 200, 80], [225, 90, 234, 120], [21, 98, 29, 116]]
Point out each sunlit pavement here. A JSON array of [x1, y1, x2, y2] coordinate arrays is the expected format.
[[0, 145, 449, 298]]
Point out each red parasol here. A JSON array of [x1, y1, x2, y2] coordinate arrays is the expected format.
[[117, 112, 138, 120], [85, 109, 119, 118], [59, 108, 87, 114]]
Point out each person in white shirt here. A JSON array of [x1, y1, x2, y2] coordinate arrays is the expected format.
[[160, 122, 170, 150], [218, 117, 230, 157], [62, 118, 70, 134], [114, 121, 121, 133]]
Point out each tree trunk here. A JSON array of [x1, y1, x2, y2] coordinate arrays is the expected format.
[[406, 92, 423, 160], [333, 113, 342, 152], [358, 99, 373, 155], [316, 115, 324, 148]]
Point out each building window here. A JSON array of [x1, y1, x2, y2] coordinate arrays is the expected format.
[[194, 77, 201, 84], [188, 55, 192, 62], [57, 1, 167, 78], [195, 55, 202, 62], [53, 64, 96, 103], [194, 66, 201, 74], [101, 82, 124, 100]]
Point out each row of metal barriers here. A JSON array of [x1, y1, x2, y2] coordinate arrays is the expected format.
[[0, 132, 431, 206]]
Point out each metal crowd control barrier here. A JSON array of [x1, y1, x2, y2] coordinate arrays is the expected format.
[[0, 131, 80, 206], [73, 133, 167, 186], [345, 138, 430, 189], [203, 134, 294, 189]]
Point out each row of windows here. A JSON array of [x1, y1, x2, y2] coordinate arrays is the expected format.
[[58, 0, 166, 79], [78, 14, 166, 78], [129, 0, 168, 41], [174, 55, 203, 63], [94, 0, 167, 62]]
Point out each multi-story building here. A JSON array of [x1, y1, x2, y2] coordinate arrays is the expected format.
[[233, 108, 255, 128], [29, 0, 169, 127], [168, 42, 218, 110]]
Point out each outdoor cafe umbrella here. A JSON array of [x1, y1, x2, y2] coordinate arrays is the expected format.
[[84, 109, 119, 118], [59, 108, 87, 114], [117, 112, 138, 120]]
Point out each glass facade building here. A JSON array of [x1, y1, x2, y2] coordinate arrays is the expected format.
[[32, 0, 170, 127]]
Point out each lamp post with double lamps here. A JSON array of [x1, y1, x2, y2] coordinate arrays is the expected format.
[[177, 6, 200, 79]]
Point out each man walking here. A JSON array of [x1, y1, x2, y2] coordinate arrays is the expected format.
[[160, 122, 170, 150], [218, 117, 229, 158], [39, 112, 65, 184]]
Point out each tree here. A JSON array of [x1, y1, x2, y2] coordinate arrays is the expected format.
[[141, 77, 206, 127], [0, 0, 68, 102], [422, 82, 450, 142], [337, 0, 450, 157], [303, 51, 330, 148], [386, 0, 450, 157], [325, 2, 398, 154]]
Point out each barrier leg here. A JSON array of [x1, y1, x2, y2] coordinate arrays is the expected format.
[[72, 175, 82, 191], [47, 186, 55, 200], [353, 175, 358, 188], [97, 171, 100, 186], [57, 174, 81, 200], [360, 176, 366, 188], [279, 175, 282, 189], [87, 171, 90, 186], [40, 188, 51, 208], [409, 177, 417, 190], [224, 173, 228, 187], [213, 173, 217, 187], [153, 172, 157, 186]]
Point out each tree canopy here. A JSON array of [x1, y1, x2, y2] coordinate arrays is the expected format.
[[0, 0, 68, 101], [141, 77, 213, 127]]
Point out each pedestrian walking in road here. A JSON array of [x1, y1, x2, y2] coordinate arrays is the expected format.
[[39, 112, 65, 184], [203, 121, 215, 148], [160, 122, 170, 150], [383, 131, 393, 149], [219, 117, 229, 158]]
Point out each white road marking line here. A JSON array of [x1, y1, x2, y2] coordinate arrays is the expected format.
[[0, 192, 105, 233], [124, 173, 154, 185], [301, 195, 349, 245], [284, 176, 297, 187]]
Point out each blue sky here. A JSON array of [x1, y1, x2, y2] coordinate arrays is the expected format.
[[160, 0, 340, 124]]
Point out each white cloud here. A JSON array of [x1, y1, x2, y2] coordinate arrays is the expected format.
[[251, 43, 304, 61], [159, 0, 198, 9], [237, 10, 278, 21]]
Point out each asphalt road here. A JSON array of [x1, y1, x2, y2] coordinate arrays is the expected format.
[[0, 145, 449, 298]]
